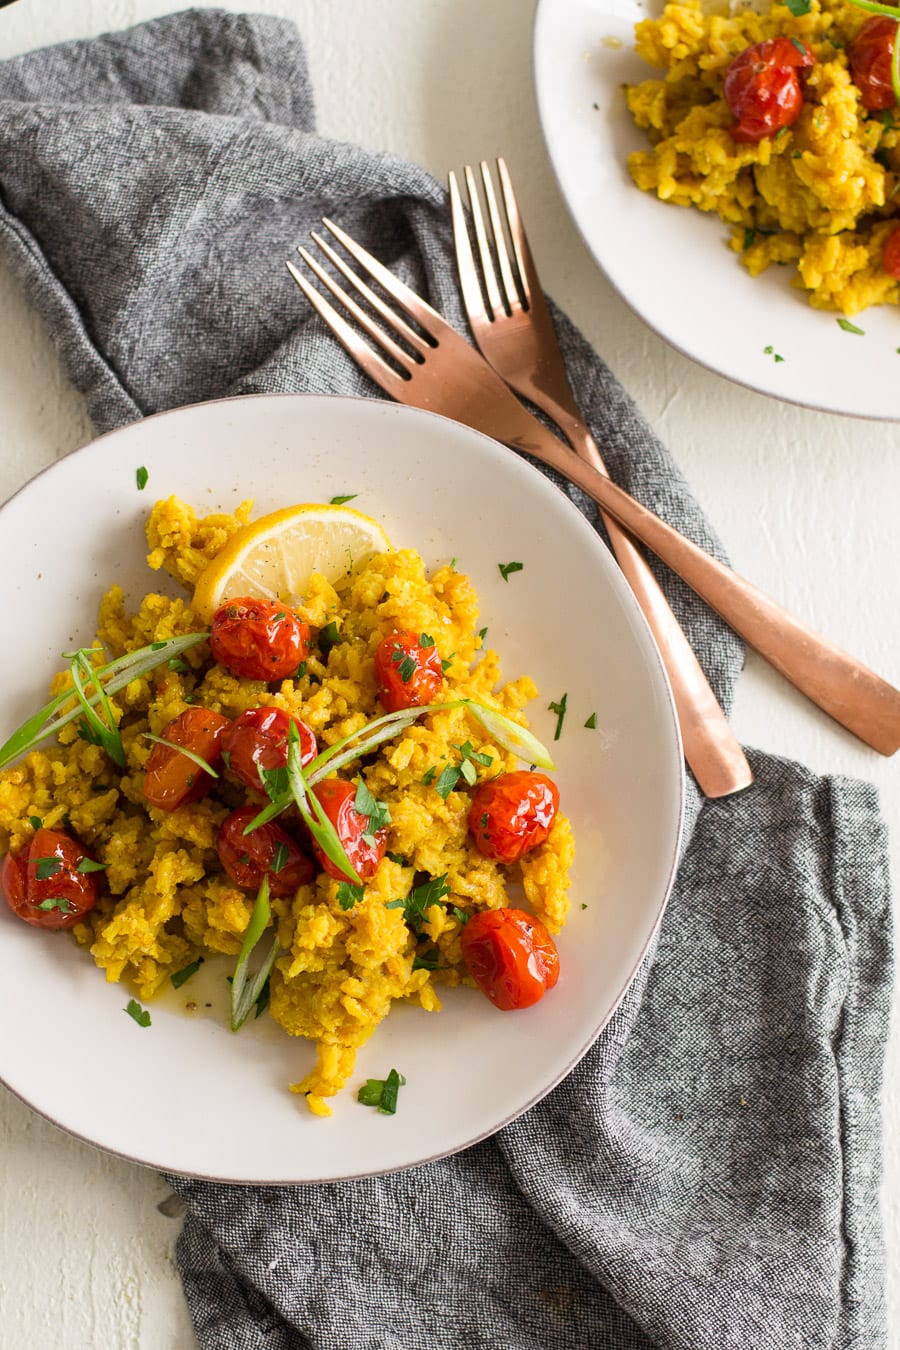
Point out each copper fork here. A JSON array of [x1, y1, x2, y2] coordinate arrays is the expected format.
[[449, 158, 752, 799], [285, 221, 900, 757]]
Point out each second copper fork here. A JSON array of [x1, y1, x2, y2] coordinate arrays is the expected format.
[[449, 158, 752, 800]]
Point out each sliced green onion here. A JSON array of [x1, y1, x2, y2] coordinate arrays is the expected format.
[[0, 632, 209, 770], [462, 699, 556, 770], [143, 733, 219, 779], [171, 958, 203, 990], [70, 652, 126, 767], [286, 722, 361, 885], [231, 876, 281, 1031]]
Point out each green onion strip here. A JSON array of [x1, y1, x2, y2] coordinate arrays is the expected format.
[[0, 632, 209, 770], [230, 875, 280, 1031], [70, 651, 126, 767], [143, 733, 219, 779], [285, 722, 361, 885]]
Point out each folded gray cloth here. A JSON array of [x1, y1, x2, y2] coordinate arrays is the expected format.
[[0, 11, 892, 1348]]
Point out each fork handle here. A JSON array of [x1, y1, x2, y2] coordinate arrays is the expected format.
[[537, 401, 753, 796], [522, 433, 900, 756]]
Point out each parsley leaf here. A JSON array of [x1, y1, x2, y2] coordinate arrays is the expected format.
[[354, 778, 391, 844], [77, 858, 107, 873], [337, 881, 365, 910], [386, 873, 452, 927], [419, 633, 435, 648], [135, 466, 149, 491], [125, 999, 151, 1028], [412, 950, 441, 971], [34, 857, 62, 881], [584, 712, 597, 729], [319, 621, 343, 654], [837, 318, 865, 335], [358, 1068, 406, 1114], [386, 851, 409, 866], [36, 896, 75, 914], [391, 648, 417, 682], [548, 693, 568, 741], [259, 764, 289, 804], [498, 561, 524, 582], [171, 958, 203, 990], [783, 0, 811, 14], [435, 763, 462, 798], [421, 765, 437, 786], [330, 494, 358, 505], [28, 815, 42, 830]]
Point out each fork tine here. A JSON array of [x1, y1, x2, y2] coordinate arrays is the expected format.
[[462, 165, 505, 318], [480, 160, 521, 313], [309, 230, 431, 357], [448, 170, 491, 326], [295, 245, 417, 374], [285, 259, 409, 400], [320, 216, 452, 341], [496, 156, 539, 309]]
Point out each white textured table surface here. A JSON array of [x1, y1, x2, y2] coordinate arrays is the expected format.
[[0, 0, 897, 1345]]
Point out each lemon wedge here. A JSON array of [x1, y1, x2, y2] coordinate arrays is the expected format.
[[191, 502, 391, 621]]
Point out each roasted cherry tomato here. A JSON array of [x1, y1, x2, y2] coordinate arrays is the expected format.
[[460, 907, 560, 1011], [217, 805, 315, 896], [468, 770, 559, 864], [884, 224, 900, 277], [1, 828, 101, 931], [724, 38, 815, 143], [223, 706, 317, 794], [311, 778, 387, 882], [143, 706, 232, 811], [849, 16, 897, 112], [210, 598, 312, 682], [373, 630, 444, 712]]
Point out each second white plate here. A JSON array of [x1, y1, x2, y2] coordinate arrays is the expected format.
[[533, 0, 900, 420]]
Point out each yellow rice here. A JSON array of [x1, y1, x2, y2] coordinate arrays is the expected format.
[[625, 0, 900, 312]]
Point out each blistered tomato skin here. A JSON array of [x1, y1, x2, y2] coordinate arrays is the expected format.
[[460, 908, 560, 1011], [468, 771, 560, 863], [224, 707, 317, 794], [217, 806, 315, 897], [724, 38, 815, 143], [373, 630, 444, 712], [849, 17, 897, 112], [884, 225, 900, 278], [210, 598, 312, 682], [311, 778, 387, 882], [0, 828, 101, 930], [143, 706, 232, 812]]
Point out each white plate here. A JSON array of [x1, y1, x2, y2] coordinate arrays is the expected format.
[[0, 394, 683, 1182], [533, 0, 900, 420]]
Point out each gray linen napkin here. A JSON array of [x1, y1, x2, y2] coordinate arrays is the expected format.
[[0, 11, 892, 1348]]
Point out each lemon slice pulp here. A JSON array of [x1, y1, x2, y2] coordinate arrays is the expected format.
[[191, 503, 392, 621]]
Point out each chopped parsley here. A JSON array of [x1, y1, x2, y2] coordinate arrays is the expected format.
[[34, 857, 62, 881], [319, 620, 342, 653], [330, 494, 358, 505], [789, 36, 807, 56], [419, 633, 435, 648], [36, 896, 75, 914], [412, 950, 441, 972], [386, 851, 409, 866], [584, 712, 597, 729], [171, 958, 203, 989], [357, 1068, 406, 1114], [125, 999, 151, 1028], [498, 560, 524, 582], [354, 778, 391, 844], [337, 881, 364, 911], [28, 816, 42, 830], [837, 318, 865, 335], [477, 627, 488, 643], [763, 345, 785, 363], [783, 0, 811, 14], [167, 657, 189, 673], [433, 742, 493, 798], [135, 466, 149, 491], [386, 873, 452, 928], [548, 693, 568, 740], [391, 646, 417, 683], [259, 764, 289, 803], [451, 905, 470, 926], [77, 858, 107, 873], [421, 765, 437, 786]]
